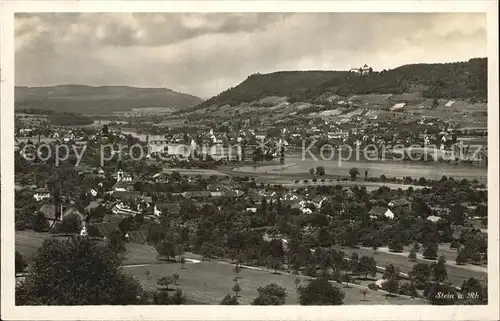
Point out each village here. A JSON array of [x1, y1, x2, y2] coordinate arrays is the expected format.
[[14, 117, 488, 305]]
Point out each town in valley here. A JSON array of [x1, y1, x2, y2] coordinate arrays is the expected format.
[[13, 12, 489, 306]]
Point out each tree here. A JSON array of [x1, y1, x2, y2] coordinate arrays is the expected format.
[[180, 256, 186, 269], [422, 243, 438, 260], [171, 288, 186, 305], [232, 282, 241, 297], [220, 294, 239, 305], [156, 240, 178, 261], [357, 256, 377, 280], [107, 230, 126, 257], [388, 239, 404, 253], [171, 171, 181, 181], [251, 283, 287, 305], [172, 272, 180, 285], [455, 248, 468, 265], [15, 251, 26, 274], [382, 276, 400, 296], [424, 282, 457, 305], [349, 168, 360, 181], [450, 204, 466, 226], [412, 241, 420, 252], [431, 256, 448, 283], [15, 237, 143, 305], [31, 212, 50, 232], [309, 168, 315, 176], [234, 264, 242, 279], [461, 277, 487, 304], [432, 97, 439, 108], [316, 166, 326, 176], [382, 264, 399, 279], [409, 263, 431, 289], [157, 276, 174, 291], [360, 288, 369, 301], [59, 213, 83, 234], [408, 248, 417, 262], [294, 277, 301, 289], [297, 278, 345, 305]]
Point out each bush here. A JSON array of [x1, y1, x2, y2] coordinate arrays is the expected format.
[[15, 219, 31, 231], [312, 178, 318, 183], [59, 213, 83, 234], [367, 283, 379, 291], [398, 282, 419, 298], [15, 251, 27, 274], [49, 222, 62, 234], [31, 212, 50, 232]]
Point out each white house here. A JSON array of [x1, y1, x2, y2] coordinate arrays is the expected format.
[[33, 190, 51, 202], [116, 169, 133, 182], [427, 215, 442, 223], [89, 189, 98, 197], [384, 208, 395, 219], [390, 103, 406, 111]]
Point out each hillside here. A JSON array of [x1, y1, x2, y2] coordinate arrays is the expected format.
[[15, 85, 204, 114], [198, 71, 349, 109], [197, 58, 487, 109]]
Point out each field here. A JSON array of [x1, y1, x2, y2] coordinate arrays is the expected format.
[[233, 158, 488, 183], [124, 259, 424, 305], [16, 230, 424, 305]]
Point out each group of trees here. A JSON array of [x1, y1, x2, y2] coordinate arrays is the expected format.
[[309, 166, 326, 177], [15, 236, 190, 305]]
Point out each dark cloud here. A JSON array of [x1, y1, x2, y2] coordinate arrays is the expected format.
[[15, 13, 486, 98]]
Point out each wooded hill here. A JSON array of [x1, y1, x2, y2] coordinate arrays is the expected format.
[[198, 58, 487, 108], [15, 85, 204, 115]]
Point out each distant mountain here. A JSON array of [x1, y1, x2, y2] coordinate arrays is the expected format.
[[15, 85, 204, 114], [197, 58, 487, 109]]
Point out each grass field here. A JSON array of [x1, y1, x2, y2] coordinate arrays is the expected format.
[[124, 260, 424, 305], [16, 230, 425, 305]]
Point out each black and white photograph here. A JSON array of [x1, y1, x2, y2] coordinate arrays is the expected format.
[[1, 1, 499, 320]]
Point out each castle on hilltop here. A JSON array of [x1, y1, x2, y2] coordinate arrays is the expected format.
[[350, 64, 372, 75]]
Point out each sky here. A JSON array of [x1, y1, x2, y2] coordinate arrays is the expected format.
[[15, 13, 486, 99]]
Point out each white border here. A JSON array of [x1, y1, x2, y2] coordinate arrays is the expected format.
[[1, 1, 499, 320]]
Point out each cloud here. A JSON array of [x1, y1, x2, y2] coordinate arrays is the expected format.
[[15, 13, 486, 98]]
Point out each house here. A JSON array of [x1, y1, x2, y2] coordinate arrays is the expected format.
[[89, 189, 98, 197], [427, 215, 442, 223], [111, 203, 140, 216], [38, 204, 85, 225], [388, 198, 411, 209], [369, 207, 395, 220], [33, 188, 51, 202], [246, 207, 257, 213], [113, 181, 132, 193], [254, 132, 268, 141], [113, 190, 142, 202], [116, 169, 133, 182], [86, 198, 105, 210], [103, 213, 129, 225], [350, 64, 372, 75], [390, 103, 406, 111], [154, 203, 182, 217]]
